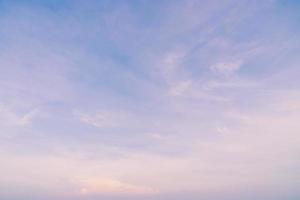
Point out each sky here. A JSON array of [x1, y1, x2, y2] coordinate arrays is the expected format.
[[0, 0, 300, 199]]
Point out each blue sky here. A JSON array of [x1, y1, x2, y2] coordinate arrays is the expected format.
[[0, 0, 300, 199]]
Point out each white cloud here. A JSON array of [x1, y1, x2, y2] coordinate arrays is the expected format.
[[210, 60, 243, 75], [0, 103, 39, 127], [73, 110, 137, 129], [160, 49, 187, 85], [168, 80, 191, 96], [19, 108, 40, 126], [74, 111, 117, 128], [148, 132, 165, 140]]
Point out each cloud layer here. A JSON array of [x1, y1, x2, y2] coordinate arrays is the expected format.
[[0, 0, 300, 199]]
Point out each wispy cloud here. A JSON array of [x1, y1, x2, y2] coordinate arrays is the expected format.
[[210, 60, 243, 75], [0, 0, 300, 199]]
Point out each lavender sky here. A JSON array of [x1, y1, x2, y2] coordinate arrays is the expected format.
[[0, 0, 300, 199]]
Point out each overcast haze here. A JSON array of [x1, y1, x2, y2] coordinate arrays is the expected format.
[[0, 0, 300, 199]]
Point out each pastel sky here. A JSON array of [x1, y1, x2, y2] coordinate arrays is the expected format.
[[0, 0, 300, 199]]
